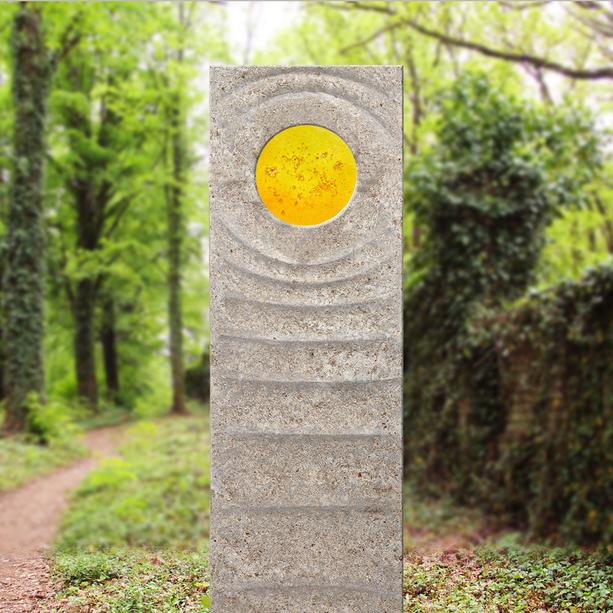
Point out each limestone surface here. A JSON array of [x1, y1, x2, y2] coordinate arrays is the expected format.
[[209, 65, 403, 612]]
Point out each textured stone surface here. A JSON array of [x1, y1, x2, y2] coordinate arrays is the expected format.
[[212, 507, 402, 588], [213, 377, 402, 435], [213, 587, 401, 613], [210, 66, 403, 612], [213, 336, 401, 381], [213, 433, 402, 507]]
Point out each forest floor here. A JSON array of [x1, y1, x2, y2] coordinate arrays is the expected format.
[[1, 414, 610, 611], [46, 414, 611, 612], [0, 426, 123, 612]]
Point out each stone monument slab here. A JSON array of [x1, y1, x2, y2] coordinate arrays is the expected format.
[[209, 65, 403, 612]]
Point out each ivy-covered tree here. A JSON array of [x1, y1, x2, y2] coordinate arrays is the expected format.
[[403, 73, 601, 489], [2, 4, 79, 432]]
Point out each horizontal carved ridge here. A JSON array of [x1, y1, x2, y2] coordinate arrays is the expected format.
[[214, 372, 402, 385], [220, 294, 398, 310], [217, 504, 398, 515], [219, 333, 397, 345], [216, 584, 398, 596], [216, 432, 398, 442]]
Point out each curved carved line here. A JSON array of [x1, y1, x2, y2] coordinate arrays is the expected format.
[[215, 217, 384, 270], [220, 254, 397, 288], [215, 67, 392, 105], [221, 89, 394, 137], [212, 213, 383, 267]]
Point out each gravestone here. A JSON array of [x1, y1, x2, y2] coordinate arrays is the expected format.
[[209, 65, 403, 612]]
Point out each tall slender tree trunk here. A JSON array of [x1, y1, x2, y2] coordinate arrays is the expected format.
[[72, 277, 98, 409], [2, 5, 51, 432], [62, 67, 118, 411], [69, 177, 100, 409], [167, 101, 186, 415], [101, 295, 119, 401], [165, 2, 187, 415]]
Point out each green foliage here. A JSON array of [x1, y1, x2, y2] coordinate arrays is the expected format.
[[52, 415, 211, 611], [53, 550, 210, 612], [0, 3, 228, 424], [404, 73, 607, 544], [24, 393, 80, 444], [407, 71, 600, 313], [56, 415, 210, 551], [403, 546, 612, 612], [407, 258, 612, 545], [488, 264, 613, 545], [40, 2, 225, 412], [55, 551, 122, 586]]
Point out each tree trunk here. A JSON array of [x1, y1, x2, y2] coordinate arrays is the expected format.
[[65, 166, 101, 410], [73, 277, 98, 409], [101, 296, 119, 401], [62, 63, 116, 412], [2, 5, 51, 433], [166, 3, 187, 416], [167, 102, 186, 415]]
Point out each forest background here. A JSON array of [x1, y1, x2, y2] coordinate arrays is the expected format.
[[0, 2, 611, 611]]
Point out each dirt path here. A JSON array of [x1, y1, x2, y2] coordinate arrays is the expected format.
[[0, 427, 122, 612]]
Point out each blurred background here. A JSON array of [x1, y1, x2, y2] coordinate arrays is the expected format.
[[0, 2, 611, 611]]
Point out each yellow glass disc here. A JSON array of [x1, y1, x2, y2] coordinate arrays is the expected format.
[[255, 125, 357, 226]]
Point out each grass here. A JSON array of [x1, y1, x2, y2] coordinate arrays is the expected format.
[[50, 411, 611, 612], [56, 416, 210, 552], [0, 433, 85, 492], [53, 550, 210, 612], [52, 413, 211, 612]]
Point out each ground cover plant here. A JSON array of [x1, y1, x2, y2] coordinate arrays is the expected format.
[[51, 414, 211, 611], [49, 412, 612, 612]]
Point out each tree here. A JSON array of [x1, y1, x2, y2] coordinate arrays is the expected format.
[[2, 4, 78, 432], [340, 1, 613, 81], [276, 1, 613, 277], [50, 5, 161, 409], [403, 73, 601, 489], [149, 2, 227, 414], [165, 3, 189, 415], [44, 2, 225, 412]]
